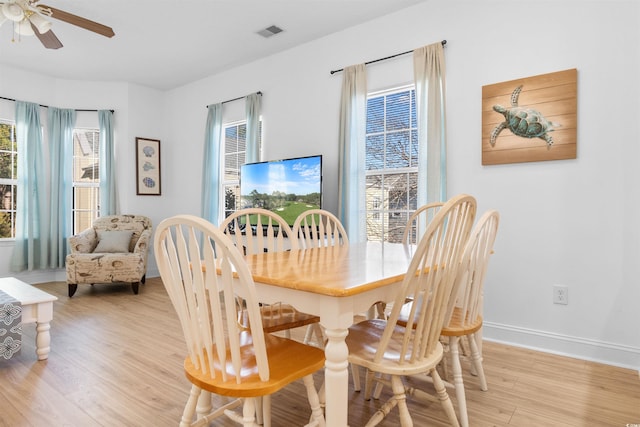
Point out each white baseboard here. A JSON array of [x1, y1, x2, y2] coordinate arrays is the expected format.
[[483, 321, 640, 373]]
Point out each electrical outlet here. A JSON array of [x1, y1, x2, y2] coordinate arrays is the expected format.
[[553, 285, 568, 305]]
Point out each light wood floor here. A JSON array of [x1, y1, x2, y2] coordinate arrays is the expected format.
[[1, 278, 638, 427]]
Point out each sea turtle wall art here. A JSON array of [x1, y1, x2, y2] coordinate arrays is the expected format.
[[481, 68, 577, 165], [491, 85, 559, 148]]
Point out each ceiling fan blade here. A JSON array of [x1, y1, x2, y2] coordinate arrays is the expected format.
[[40, 5, 115, 38], [32, 24, 63, 49]]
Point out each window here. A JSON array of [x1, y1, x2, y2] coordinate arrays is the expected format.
[[365, 86, 418, 242], [222, 121, 261, 220], [72, 128, 100, 234], [0, 120, 17, 239]]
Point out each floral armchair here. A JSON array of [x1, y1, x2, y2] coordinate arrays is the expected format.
[[65, 215, 153, 297]]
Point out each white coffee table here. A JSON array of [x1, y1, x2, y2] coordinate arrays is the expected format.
[[0, 277, 58, 360]]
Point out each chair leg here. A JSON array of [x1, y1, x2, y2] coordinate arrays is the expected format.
[[196, 391, 212, 419], [364, 376, 401, 427], [450, 337, 469, 427], [141, 274, 146, 284], [431, 367, 460, 427], [391, 376, 412, 427], [258, 395, 269, 427], [68, 284, 78, 297], [181, 385, 201, 427], [302, 374, 325, 427], [468, 332, 488, 391], [351, 363, 361, 392], [132, 282, 140, 294]]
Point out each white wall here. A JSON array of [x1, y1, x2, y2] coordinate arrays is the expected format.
[[1, 0, 638, 369]]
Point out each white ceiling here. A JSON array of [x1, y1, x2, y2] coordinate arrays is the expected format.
[[0, 0, 426, 91]]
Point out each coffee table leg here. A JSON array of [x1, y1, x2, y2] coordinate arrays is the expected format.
[[35, 321, 52, 360], [35, 301, 54, 360]]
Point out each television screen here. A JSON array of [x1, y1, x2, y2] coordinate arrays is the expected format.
[[240, 155, 322, 226]]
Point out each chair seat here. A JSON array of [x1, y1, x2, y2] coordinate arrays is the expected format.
[[185, 332, 325, 398], [398, 303, 483, 337], [346, 319, 444, 376], [440, 308, 482, 337], [238, 303, 321, 333]]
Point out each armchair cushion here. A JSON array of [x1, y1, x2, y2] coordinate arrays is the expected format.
[[93, 230, 133, 253]]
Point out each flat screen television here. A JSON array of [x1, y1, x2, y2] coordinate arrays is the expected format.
[[240, 154, 322, 226]]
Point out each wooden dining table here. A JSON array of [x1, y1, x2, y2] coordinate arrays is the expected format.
[[242, 240, 412, 427]]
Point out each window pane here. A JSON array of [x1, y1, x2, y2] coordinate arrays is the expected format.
[[386, 91, 411, 130], [73, 187, 99, 232], [0, 151, 11, 179], [223, 184, 239, 219], [385, 131, 410, 169], [366, 97, 384, 134], [408, 172, 418, 210], [365, 134, 384, 170], [410, 129, 418, 167], [387, 173, 409, 210], [387, 211, 408, 244]]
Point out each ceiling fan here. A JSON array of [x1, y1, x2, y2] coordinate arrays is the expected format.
[[0, 0, 114, 49]]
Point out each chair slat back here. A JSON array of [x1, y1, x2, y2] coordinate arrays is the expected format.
[[292, 209, 349, 249], [220, 208, 297, 255], [379, 194, 476, 365], [154, 215, 269, 383], [402, 202, 444, 246], [446, 209, 500, 327]]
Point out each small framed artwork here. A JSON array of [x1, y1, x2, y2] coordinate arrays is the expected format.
[[482, 68, 577, 165], [135, 137, 161, 195]]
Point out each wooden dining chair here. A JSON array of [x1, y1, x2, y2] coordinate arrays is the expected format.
[[154, 215, 326, 427], [291, 209, 348, 345], [372, 209, 499, 427], [402, 201, 445, 246], [436, 209, 499, 427], [373, 202, 446, 319], [346, 193, 476, 427], [220, 208, 324, 345], [292, 209, 349, 249]]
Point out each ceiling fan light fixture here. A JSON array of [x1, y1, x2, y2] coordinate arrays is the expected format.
[[28, 12, 51, 34], [2, 2, 25, 22], [15, 18, 34, 36]]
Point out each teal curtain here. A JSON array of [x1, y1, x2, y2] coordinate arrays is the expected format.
[[245, 93, 261, 164], [99, 110, 118, 215], [413, 42, 447, 205], [10, 101, 47, 272], [48, 107, 76, 268], [201, 103, 223, 224], [337, 64, 367, 243]]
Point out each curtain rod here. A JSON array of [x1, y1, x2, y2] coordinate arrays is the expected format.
[[0, 96, 114, 113], [205, 91, 262, 108], [329, 40, 447, 75]]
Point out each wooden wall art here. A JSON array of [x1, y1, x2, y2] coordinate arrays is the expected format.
[[482, 68, 577, 165]]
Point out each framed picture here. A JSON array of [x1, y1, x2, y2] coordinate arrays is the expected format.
[[482, 68, 577, 165], [135, 137, 161, 195]]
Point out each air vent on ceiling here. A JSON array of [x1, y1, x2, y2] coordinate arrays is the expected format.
[[257, 25, 283, 38]]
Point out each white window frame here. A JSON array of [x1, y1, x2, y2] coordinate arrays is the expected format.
[[0, 119, 17, 240], [72, 128, 100, 234], [365, 84, 419, 243], [221, 119, 262, 221]]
